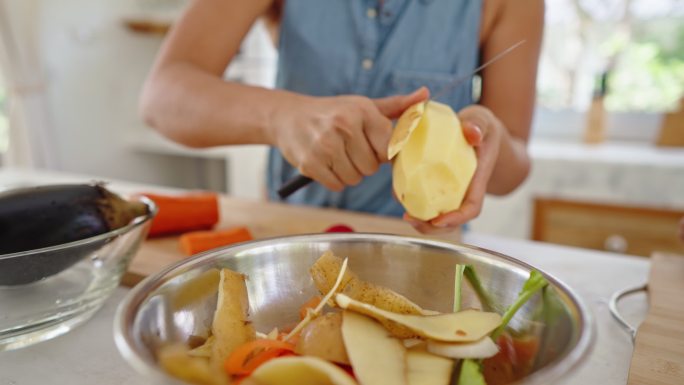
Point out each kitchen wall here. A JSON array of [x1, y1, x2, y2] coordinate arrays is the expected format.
[[35, 0, 683, 244], [37, 0, 199, 187]]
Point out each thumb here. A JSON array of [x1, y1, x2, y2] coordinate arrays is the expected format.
[[372, 87, 430, 119]]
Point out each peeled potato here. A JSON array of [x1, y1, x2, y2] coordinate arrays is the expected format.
[[295, 312, 350, 365], [248, 356, 357, 385], [390, 101, 477, 221]]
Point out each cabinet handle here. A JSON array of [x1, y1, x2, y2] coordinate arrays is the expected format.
[[604, 234, 628, 253]]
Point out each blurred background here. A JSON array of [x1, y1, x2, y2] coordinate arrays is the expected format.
[[0, 0, 682, 255]]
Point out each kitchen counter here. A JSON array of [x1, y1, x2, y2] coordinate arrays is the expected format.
[[0, 168, 651, 384], [472, 140, 684, 238], [0, 236, 649, 385]]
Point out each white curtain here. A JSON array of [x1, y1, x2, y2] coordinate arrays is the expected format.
[[0, 0, 56, 168]]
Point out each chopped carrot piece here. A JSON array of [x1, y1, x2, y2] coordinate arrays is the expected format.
[[179, 227, 253, 256], [139, 192, 220, 237], [224, 339, 296, 376], [298, 296, 323, 320], [244, 349, 295, 373]]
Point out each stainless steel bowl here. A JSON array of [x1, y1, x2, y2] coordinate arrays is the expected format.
[[0, 197, 157, 351], [115, 233, 594, 385]]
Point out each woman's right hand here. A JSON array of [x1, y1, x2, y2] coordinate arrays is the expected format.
[[269, 88, 429, 191]]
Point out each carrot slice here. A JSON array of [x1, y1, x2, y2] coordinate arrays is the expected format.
[[224, 339, 295, 376], [139, 192, 220, 237], [179, 227, 253, 256], [244, 349, 295, 373]]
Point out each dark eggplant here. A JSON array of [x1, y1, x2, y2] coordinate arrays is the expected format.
[[0, 184, 148, 285]]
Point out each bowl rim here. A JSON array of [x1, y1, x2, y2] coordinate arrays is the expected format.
[[0, 196, 158, 260], [114, 233, 595, 385]]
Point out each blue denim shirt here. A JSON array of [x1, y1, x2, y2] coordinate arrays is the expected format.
[[267, 0, 481, 217]]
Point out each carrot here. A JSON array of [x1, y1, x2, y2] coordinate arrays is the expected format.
[[224, 339, 296, 376], [299, 296, 323, 320], [244, 348, 295, 372], [139, 192, 219, 237], [179, 227, 253, 256]]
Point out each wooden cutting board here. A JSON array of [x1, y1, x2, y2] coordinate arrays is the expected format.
[[627, 252, 684, 385], [121, 196, 461, 287]]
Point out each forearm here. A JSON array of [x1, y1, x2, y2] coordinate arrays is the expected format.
[[140, 62, 303, 148], [487, 118, 531, 195]]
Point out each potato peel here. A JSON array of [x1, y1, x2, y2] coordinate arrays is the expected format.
[[427, 337, 499, 359], [342, 311, 407, 385], [210, 269, 256, 371], [406, 350, 454, 385], [284, 257, 349, 342], [336, 293, 501, 342], [388, 101, 425, 160]]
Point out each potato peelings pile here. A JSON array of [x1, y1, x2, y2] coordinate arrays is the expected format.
[[158, 251, 545, 385]]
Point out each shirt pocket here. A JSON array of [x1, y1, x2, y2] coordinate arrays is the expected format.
[[389, 69, 474, 111]]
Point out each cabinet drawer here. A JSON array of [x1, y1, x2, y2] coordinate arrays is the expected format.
[[532, 198, 684, 257]]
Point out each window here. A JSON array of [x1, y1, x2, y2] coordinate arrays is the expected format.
[[538, 0, 684, 112]]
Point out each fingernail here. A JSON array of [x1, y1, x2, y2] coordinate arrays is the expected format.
[[468, 122, 482, 135]]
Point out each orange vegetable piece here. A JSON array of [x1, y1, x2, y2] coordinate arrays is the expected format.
[[483, 333, 541, 385], [140, 192, 220, 237], [179, 227, 253, 256], [224, 339, 296, 376]]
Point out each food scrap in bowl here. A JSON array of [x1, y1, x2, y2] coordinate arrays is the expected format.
[[157, 251, 547, 385]]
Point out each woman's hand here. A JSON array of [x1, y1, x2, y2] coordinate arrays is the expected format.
[[270, 88, 429, 191], [404, 105, 503, 234]]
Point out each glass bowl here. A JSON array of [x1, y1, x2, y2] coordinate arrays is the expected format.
[[0, 197, 157, 351], [114, 233, 594, 385]]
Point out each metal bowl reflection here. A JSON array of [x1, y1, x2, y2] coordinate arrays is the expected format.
[[115, 233, 594, 385]]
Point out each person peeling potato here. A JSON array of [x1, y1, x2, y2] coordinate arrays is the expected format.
[[140, 0, 544, 234]]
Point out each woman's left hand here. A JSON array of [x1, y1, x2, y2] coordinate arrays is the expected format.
[[404, 105, 503, 234]]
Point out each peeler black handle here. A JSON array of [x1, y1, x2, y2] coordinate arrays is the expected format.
[[277, 175, 313, 200]]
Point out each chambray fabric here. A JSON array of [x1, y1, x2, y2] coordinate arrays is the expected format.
[[267, 0, 482, 217]]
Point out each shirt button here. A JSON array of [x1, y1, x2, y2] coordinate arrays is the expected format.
[[366, 8, 377, 19], [362, 59, 374, 70]]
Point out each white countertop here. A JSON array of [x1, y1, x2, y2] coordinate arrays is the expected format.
[[529, 140, 684, 168], [0, 168, 653, 384], [0, 231, 650, 385]]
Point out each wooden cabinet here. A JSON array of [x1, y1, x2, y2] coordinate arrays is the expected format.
[[533, 198, 684, 257]]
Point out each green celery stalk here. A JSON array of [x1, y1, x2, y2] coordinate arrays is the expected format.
[[452, 266, 488, 385], [491, 270, 549, 340], [463, 265, 498, 312], [458, 359, 487, 385], [453, 264, 466, 312]]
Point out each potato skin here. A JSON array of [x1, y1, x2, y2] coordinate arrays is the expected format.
[[310, 252, 428, 339], [210, 269, 256, 371], [295, 312, 350, 365]]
